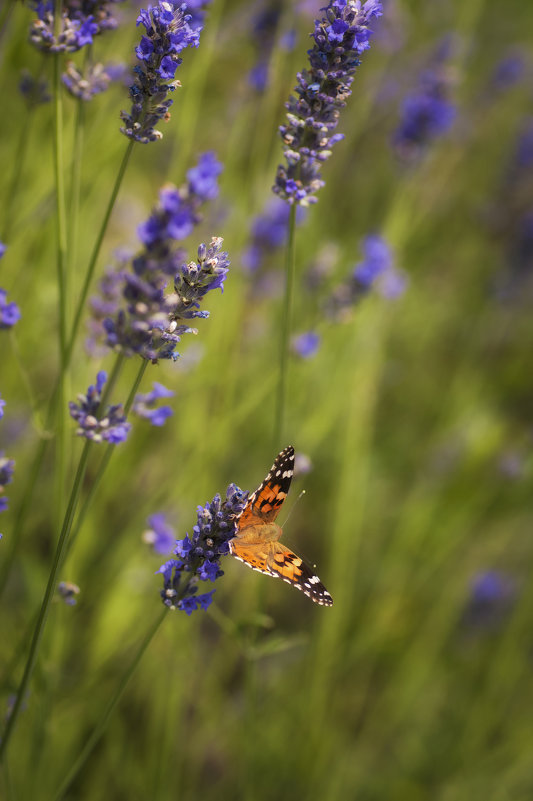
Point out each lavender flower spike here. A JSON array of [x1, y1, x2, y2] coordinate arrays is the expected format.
[[157, 484, 248, 614], [274, 0, 382, 206], [120, 2, 201, 143], [69, 371, 131, 443], [29, 0, 123, 54]]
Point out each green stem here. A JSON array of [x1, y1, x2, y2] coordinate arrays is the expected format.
[[52, 607, 168, 801], [68, 92, 86, 285], [53, 52, 68, 364], [66, 139, 134, 366], [274, 203, 297, 447], [1, 108, 33, 243], [68, 359, 147, 552], [0, 440, 93, 762], [0, 143, 135, 600]]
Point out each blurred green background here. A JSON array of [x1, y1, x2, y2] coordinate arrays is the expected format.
[[2, 0, 533, 798]]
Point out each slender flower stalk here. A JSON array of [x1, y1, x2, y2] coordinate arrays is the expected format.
[[275, 202, 296, 447], [0, 439, 92, 761], [51, 608, 168, 801]]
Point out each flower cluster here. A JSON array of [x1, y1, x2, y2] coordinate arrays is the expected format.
[[274, 0, 382, 205], [133, 382, 174, 426], [62, 61, 112, 101], [292, 330, 321, 359], [243, 198, 305, 273], [104, 232, 229, 362], [0, 453, 15, 514], [19, 70, 51, 106], [68, 371, 131, 443], [57, 581, 81, 606], [0, 283, 21, 329], [393, 66, 456, 163], [29, 0, 123, 53], [157, 484, 248, 614], [462, 571, 517, 630], [89, 154, 224, 360], [120, 2, 201, 143], [326, 234, 406, 319], [143, 512, 175, 554]]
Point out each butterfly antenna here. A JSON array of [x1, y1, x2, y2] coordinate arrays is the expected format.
[[280, 489, 306, 527]]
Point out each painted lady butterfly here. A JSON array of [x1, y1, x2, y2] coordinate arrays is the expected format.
[[228, 446, 333, 606]]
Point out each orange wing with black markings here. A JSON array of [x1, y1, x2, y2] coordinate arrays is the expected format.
[[237, 445, 294, 527]]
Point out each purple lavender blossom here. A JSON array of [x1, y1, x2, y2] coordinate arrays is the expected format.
[[0, 396, 5, 421], [393, 67, 456, 163], [0, 289, 21, 330], [19, 70, 51, 106], [377, 267, 408, 299], [157, 483, 248, 613], [133, 382, 174, 426], [120, 2, 201, 143], [186, 152, 223, 201], [242, 198, 306, 273], [292, 330, 321, 358], [326, 234, 402, 318], [274, 0, 382, 205], [86, 261, 126, 356], [0, 243, 6, 260], [180, 0, 211, 31], [29, 0, 123, 53], [57, 581, 80, 606], [463, 570, 517, 630], [353, 234, 392, 286], [62, 61, 112, 101], [143, 512, 176, 554], [247, 2, 283, 93], [0, 453, 15, 513], [104, 235, 229, 363], [489, 54, 526, 93], [68, 371, 131, 443]]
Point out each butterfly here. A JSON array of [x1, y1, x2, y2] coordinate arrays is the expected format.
[[228, 446, 333, 606]]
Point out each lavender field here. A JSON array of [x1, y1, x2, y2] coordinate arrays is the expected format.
[[1, 0, 533, 799]]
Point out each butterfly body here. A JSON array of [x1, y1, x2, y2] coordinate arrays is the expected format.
[[228, 446, 333, 606]]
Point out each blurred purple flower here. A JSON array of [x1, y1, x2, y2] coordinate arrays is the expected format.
[[29, 0, 122, 53], [62, 61, 111, 101], [133, 382, 174, 426], [292, 331, 321, 358], [463, 570, 517, 630], [393, 65, 456, 163], [143, 512, 176, 554], [19, 70, 51, 105], [0, 289, 21, 330], [242, 198, 306, 273], [57, 581, 80, 606]]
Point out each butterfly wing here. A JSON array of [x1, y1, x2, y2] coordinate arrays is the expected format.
[[231, 540, 333, 606], [238, 445, 294, 528]]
